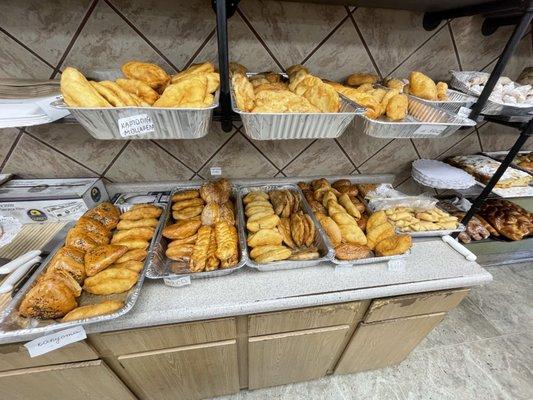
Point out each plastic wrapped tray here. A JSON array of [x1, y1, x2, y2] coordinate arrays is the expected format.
[[146, 184, 247, 280], [0, 203, 165, 340], [238, 184, 333, 271], [350, 95, 476, 139], [482, 151, 533, 176]]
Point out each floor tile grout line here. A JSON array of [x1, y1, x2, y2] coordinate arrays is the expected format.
[[479, 28, 532, 72], [410, 139, 422, 159], [236, 8, 286, 71], [21, 130, 102, 176], [347, 8, 383, 78], [0, 129, 24, 172], [49, 0, 99, 79], [300, 13, 350, 65], [357, 139, 394, 168], [278, 139, 318, 172], [149, 140, 197, 175], [475, 127, 485, 152], [447, 21, 463, 71], [239, 133, 283, 174], [0, 27, 56, 71], [103, 0, 180, 72], [100, 140, 130, 176], [334, 138, 358, 169], [183, 28, 217, 70], [194, 130, 238, 175]]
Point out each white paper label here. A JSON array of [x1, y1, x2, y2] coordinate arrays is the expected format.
[[210, 167, 222, 176], [388, 258, 406, 272], [118, 114, 155, 138], [457, 106, 471, 118], [412, 124, 447, 137], [163, 275, 191, 287], [24, 326, 86, 358]]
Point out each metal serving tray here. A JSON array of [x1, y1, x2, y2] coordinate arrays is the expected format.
[[450, 70, 533, 117], [411, 89, 476, 114], [238, 184, 333, 271], [146, 184, 247, 280], [231, 73, 363, 140], [350, 95, 476, 139], [0, 203, 165, 340]]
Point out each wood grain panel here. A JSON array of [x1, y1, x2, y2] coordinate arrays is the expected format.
[[364, 288, 469, 322], [335, 312, 445, 374], [118, 339, 239, 400], [248, 301, 367, 336], [0, 360, 134, 400], [248, 325, 350, 389]]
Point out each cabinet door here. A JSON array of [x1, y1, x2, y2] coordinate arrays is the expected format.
[[118, 339, 239, 400], [335, 312, 445, 374], [248, 325, 349, 389], [0, 360, 134, 400]]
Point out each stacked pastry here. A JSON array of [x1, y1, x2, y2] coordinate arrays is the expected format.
[[299, 179, 411, 260], [385, 206, 459, 232], [60, 61, 219, 108], [437, 201, 490, 244], [230, 63, 340, 113], [515, 152, 533, 173], [162, 179, 239, 272], [244, 189, 320, 263], [478, 199, 532, 241], [383, 71, 449, 101], [18, 202, 162, 322]]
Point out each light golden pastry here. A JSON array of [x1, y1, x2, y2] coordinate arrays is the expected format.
[[254, 82, 288, 93], [42, 270, 82, 298], [289, 248, 319, 260], [153, 75, 208, 108], [201, 203, 220, 226], [385, 78, 406, 91], [19, 280, 78, 319], [243, 191, 269, 204], [316, 213, 342, 247], [163, 219, 202, 240], [278, 217, 295, 248], [247, 214, 280, 232], [366, 211, 388, 231], [252, 89, 320, 113], [247, 229, 283, 247], [46, 253, 86, 285], [112, 260, 144, 273], [90, 81, 126, 107], [286, 64, 309, 79], [253, 246, 292, 263], [121, 61, 170, 92], [115, 78, 159, 105], [205, 229, 220, 271], [172, 62, 215, 81], [61, 300, 124, 322], [173, 205, 204, 220], [120, 205, 162, 221], [436, 81, 448, 100], [60, 67, 110, 108], [409, 71, 438, 100], [232, 73, 255, 112], [117, 218, 159, 230], [346, 73, 379, 87], [289, 212, 305, 247], [338, 194, 361, 219], [303, 214, 316, 247], [375, 234, 412, 256], [335, 243, 372, 260], [111, 227, 155, 243], [65, 229, 98, 252], [215, 222, 238, 266], [190, 226, 211, 272], [98, 80, 140, 106], [291, 74, 340, 112], [168, 234, 198, 247], [366, 222, 395, 250], [172, 190, 200, 202], [84, 244, 128, 277], [172, 197, 205, 211], [386, 93, 408, 121], [83, 268, 139, 295], [111, 239, 150, 250], [166, 243, 194, 261]]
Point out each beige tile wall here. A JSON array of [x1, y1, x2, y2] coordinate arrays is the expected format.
[[0, 0, 532, 193]]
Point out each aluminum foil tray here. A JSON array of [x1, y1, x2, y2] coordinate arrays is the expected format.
[[351, 95, 476, 139], [0, 203, 166, 340], [146, 184, 247, 280], [402, 225, 466, 238], [238, 184, 333, 271], [450, 71, 533, 117], [412, 89, 476, 114]]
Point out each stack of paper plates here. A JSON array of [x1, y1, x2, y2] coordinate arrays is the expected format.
[[412, 159, 476, 189]]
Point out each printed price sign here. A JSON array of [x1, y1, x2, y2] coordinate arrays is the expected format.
[[25, 326, 86, 358], [118, 114, 155, 138], [163, 275, 191, 288], [412, 124, 447, 137], [210, 167, 222, 176]]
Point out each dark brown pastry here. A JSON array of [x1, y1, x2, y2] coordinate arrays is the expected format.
[[19, 280, 78, 319], [83, 202, 120, 230], [478, 199, 532, 241]]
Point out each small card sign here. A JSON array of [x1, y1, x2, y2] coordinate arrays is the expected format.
[[25, 326, 86, 358], [412, 124, 447, 137], [387, 258, 406, 272], [118, 114, 155, 138], [210, 166, 222, 176], [163, 275, 191, 287]]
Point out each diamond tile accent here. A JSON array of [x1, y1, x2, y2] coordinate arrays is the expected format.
[[25, 123, 126, 174], [61, 0, 175, 73], [238, 0, 347, 68], [0, 0, 93, 66], [0, 32, 54, 78], [1, 133, 97, 178]]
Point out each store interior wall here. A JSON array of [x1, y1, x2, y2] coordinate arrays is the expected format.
[[0, 0, 532, 193]]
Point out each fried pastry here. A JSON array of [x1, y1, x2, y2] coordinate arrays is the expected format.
[[253, 246, 292, 263], [115, 248, 147, 264], [316, 213, 342, 247], [366, 211, 388, 231], [278, 217, 295, 248], [98, 80, 139, 106], [122, 61, 170, 92], [116, 78, 159, 105], [111, 239, 150, 250], [338, 194, 361, 219], [111, 227, 155, 243], [173, 205, 204, 220], [243, 191, 269, 204], [247, 229, 283, 247], [335, 243, 372, 260], [190, 226, 211, 272], [166, 243, 194, 261], [85, 244, 128, 277], [232, 73, 255, 112], [172, 197, 205, 211], [289, 248, 319, 261], [60, 67, 110, 108], [375, 234, 412, 256], [290, 212, 306, 247], [19, 280, 78, 319], [248, 211, 276, 223], [219, 201, 236, 225], [201, 203, 220, 226], [205, 229, 220, 271], [154, 75, 208, 107], [346, 73, 379, 87], [84, 268, 138, 295], [247, 214, 280, 232], [291, 75, 340, 112], [120, 205, 162, 221], [229, 62, 248, 76], [61, 300, 124, 322], [84, 202, 120, 230], [117, 218, 159, 230], [172, 190, 200, 202], [163, 219, 202, 239], [385, 78, 406, 91], [65, 229, 98, 252], [90, 81, 126, 107], [215, 222, 238, 265], [303, 214, 316, 247], [386, 94, 408, 121], [172, 62, 215, 82], [366, 222, 395, 250], [168, 234, 198, 247], [409, 71, 438, 100], [436, 81, 448, 100], [252, 89, 320, 113], [46, 253, 86, 285]]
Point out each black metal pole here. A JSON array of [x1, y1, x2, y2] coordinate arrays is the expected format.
[[456, 119, 532, 233], [215, 0, 234, 132], [469, 7, 533, 120]]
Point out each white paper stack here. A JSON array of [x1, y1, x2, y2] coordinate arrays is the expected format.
[[412, 159, 476, 189]]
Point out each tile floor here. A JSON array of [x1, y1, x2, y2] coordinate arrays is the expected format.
[[212, 262, 533, 400]]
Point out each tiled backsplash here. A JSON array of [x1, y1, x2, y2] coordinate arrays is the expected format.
[[0, 0, 532, 193]]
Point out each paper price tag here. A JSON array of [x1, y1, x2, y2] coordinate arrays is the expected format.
[[25, 326, 86, 358], [118, 114, 155, 138], [457, 106, 471, 118], [387, 258, 406, 272], [412, 124, 447, 137], [210, 167, 222, 176], [163, 275, 191, 287]]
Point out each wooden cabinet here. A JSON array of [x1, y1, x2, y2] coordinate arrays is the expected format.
[[335, 312, 445, 374], [249, 325, 349, 389], [0, 360, 134, 400], [118, 339, 240, 400]]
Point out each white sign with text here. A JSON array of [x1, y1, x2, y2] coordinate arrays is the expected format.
[[118, 114, 155, 138], [25, 326, 87, 358]]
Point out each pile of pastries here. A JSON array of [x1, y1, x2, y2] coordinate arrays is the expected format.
[[230, 63, 340, 113], [478, 199, 532, 241], [60, 61, 219, 108], [243, 188, 320, 263], [464, 73, 533, 106], [385, 206, 459, 232], [447, 155, 532, 188], [19, 202, 162, 321], [437, 200, 492, 244], [298, 179, 411, 260], [514, 152, 533, 173], [162, 179, 239, 272]]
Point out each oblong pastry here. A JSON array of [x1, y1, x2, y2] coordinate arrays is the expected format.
[[19, 280, 78, 319], [121, 61, 170, 92], [112, 260, 144, 273], [85, 244, 129, 277], [172, 198, 205, 211], [163, 220, 202, 240], [190, 226, 211, 272], [61, 300, 124, 322], [76, 216, 111, 238], [247, 229, 283, 247], [111, 227, 155, 243], [115, 248, 147, 264], [120, 205, 162, 221], [84, 202, 120, 230], [46, 253, 86, 284], [116, 78, 159, 105], [65, 229, 98, 252], [111, 239, 150, 250], [215, 222, 238, 265], [117, 218, 159, 230], [171, 190, 199, 202]]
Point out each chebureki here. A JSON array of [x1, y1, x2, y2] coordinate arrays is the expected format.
[[61, 61, 219, 108], [18, 202, 161, 321]]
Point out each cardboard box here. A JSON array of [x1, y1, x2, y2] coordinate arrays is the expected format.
[[0, 178, 108, 224]]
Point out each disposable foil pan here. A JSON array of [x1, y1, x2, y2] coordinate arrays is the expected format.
[[51, 94, 218, 140], [401, 225, 465, 238], [450, 71, 533, 117], [146, 184, 247, 280], [351, 95, 476, 139], [0, 203, 166, 340], [411, 89, 476, 114], [238, 184, 333, 271]]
